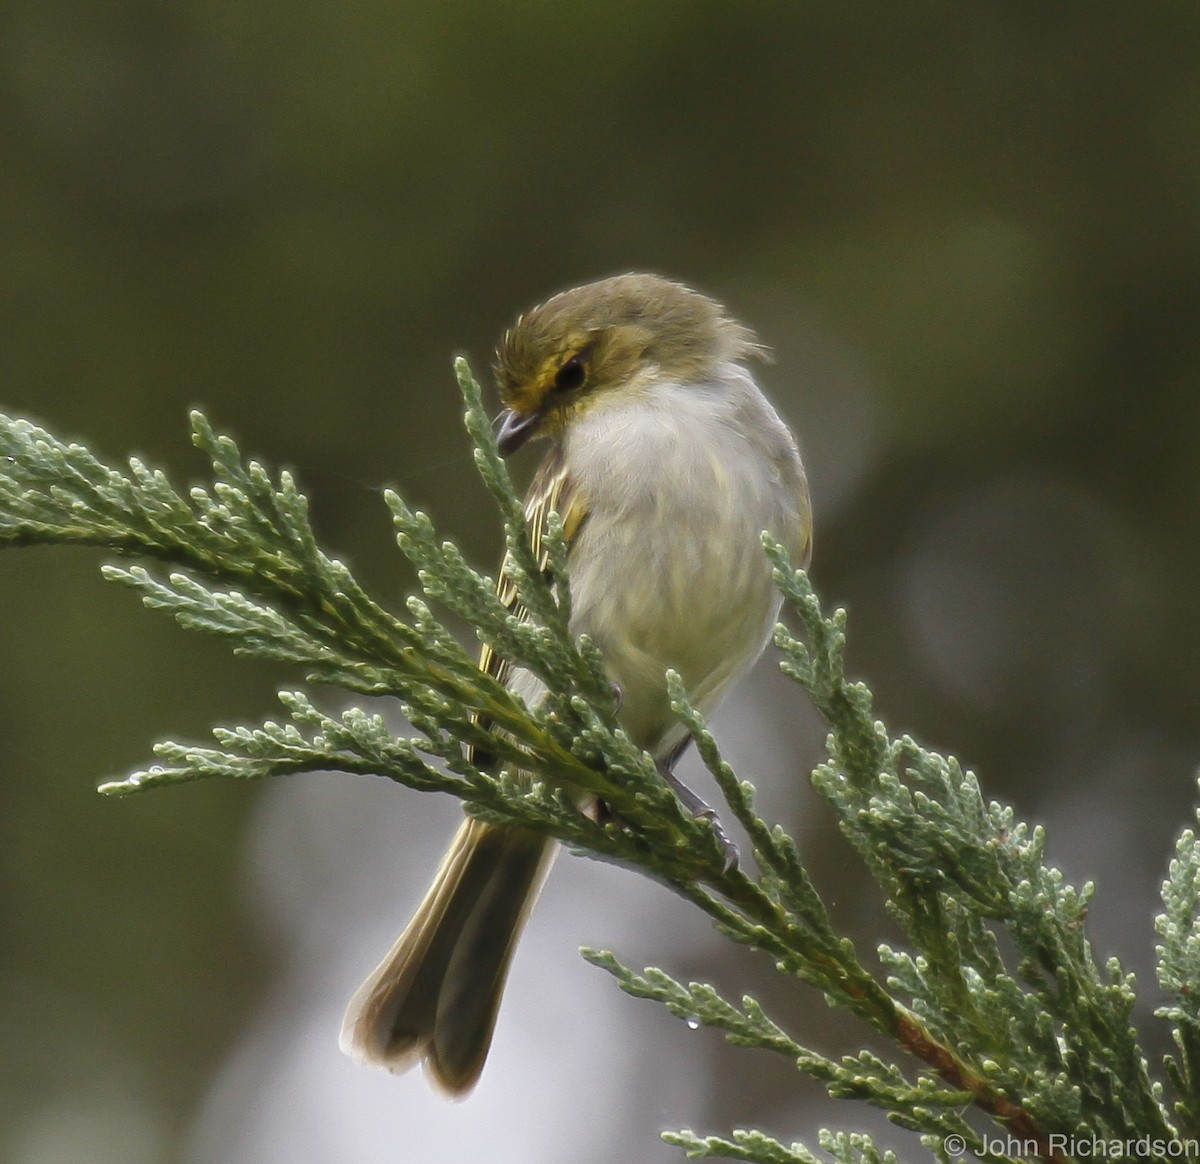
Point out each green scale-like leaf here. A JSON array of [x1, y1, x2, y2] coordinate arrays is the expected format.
[[0, 358, 1197, 1164]]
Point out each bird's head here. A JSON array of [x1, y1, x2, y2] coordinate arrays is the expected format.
[[492, 273, 763, 456]]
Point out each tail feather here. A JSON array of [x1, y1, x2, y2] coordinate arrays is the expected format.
[[340, 818, 555, 1094]]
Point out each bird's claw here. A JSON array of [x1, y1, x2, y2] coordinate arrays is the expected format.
[[656, 759, 739, 873], [694, 806, 740, 873]]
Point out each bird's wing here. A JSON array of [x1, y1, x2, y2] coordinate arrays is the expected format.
[[471, 445, 588, 766]]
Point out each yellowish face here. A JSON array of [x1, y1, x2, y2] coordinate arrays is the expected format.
[[492, 273, 761, 452], [496, 326, 596, 419], [495, 324, 651, 429], [491, 321, 652, 456]]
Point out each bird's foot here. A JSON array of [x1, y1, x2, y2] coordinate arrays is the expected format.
[[656, 761, 739, 873]]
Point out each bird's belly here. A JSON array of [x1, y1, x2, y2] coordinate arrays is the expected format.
[[566, 503, 781, 757]]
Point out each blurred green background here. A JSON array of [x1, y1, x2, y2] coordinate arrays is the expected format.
[[3, 2, 1200, 1161]]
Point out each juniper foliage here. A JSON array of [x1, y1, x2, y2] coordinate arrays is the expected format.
[[0, 360, 1196, 1163]]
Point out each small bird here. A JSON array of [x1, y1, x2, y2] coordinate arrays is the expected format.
[[340, 273, 812, 1093]]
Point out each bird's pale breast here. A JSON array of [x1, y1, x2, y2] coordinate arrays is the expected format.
[[560, 366, 808, 758]]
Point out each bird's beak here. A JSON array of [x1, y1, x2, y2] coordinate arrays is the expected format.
[[495, 408, 542, 457]]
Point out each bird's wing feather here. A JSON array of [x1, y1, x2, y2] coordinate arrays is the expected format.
[[471, 445, 587, 766]]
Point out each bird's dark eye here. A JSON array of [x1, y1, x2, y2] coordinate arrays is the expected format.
[[553, 355, 587, 392]]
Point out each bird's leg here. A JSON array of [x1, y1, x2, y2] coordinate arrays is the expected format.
[[593, 693, 737, 869], [657, 737, 739, 873]]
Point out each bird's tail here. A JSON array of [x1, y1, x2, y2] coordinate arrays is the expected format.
[[339, 817, 556, 1095]]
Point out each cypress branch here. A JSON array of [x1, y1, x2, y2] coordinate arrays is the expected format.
[[0, 361, 1196, 1163]]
